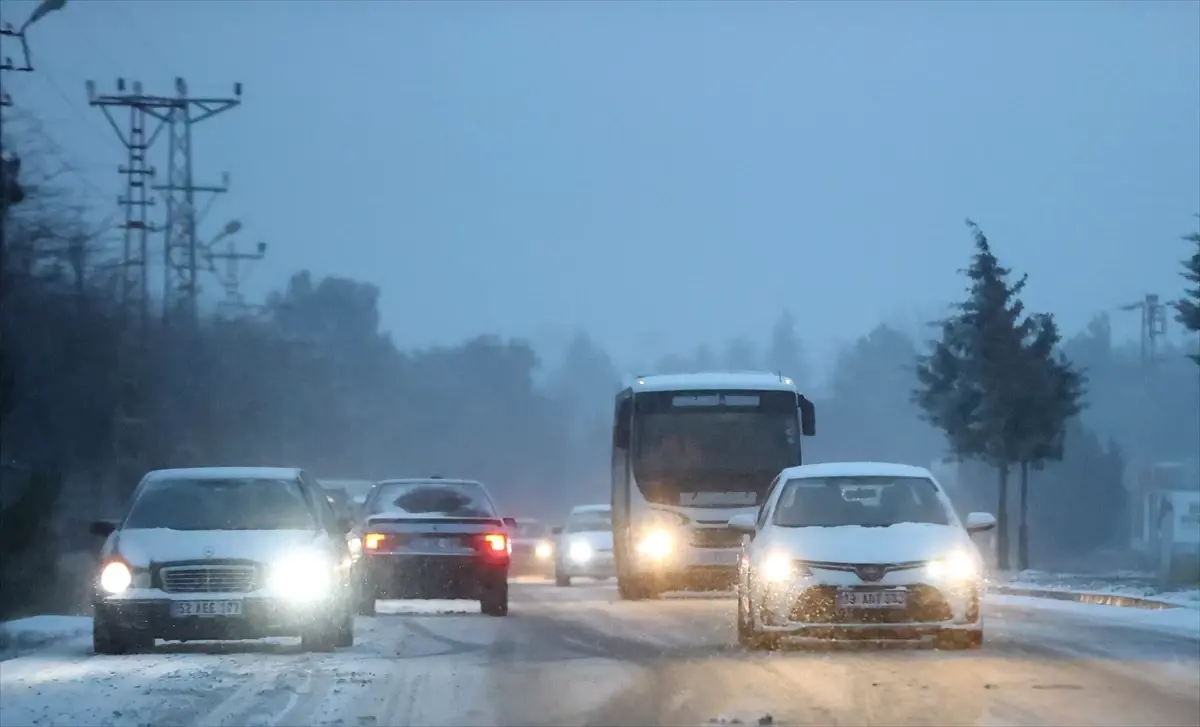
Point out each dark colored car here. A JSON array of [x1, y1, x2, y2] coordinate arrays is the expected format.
[[358, 477, 514, 617], [88, 467, 357, 655]]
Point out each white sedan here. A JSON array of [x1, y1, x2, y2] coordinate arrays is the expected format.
[[731, 461, 996, 650]]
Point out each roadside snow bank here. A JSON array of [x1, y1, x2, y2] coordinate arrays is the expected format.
[[0, 615, 91, 652], [988, 594, 1200, 639], [994, 569, 1200, 609]]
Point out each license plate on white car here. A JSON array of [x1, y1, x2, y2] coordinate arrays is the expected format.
[[170, 600, 243, 618], [692, 549, 738, 567], [835, 589, 907, 609]]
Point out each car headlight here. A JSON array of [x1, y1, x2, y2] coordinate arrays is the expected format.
[[760, 551, 796, 583], [926, 550, 980, 581], [99, 561, 132, 594], [635, 529, 673, 558], [268, 548, 335, 601], [568, 540, 593, 564], [534, 540, 553, 559]]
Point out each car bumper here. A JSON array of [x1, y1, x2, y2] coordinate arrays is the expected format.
[[756, 581, 982, 640], [363, 553, 507, 599], [559, 553, 615, 579], [94, 593, 341, 641]]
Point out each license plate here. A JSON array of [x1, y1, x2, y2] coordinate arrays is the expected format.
[[835, 589, 907, 609], [411, 537, 461, 551], [170, 600, 243, 618], [692, 549, 738, 567]]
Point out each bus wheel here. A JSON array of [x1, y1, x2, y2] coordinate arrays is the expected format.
[[618, 575, 661, 601]]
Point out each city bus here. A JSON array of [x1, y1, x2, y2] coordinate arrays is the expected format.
[[610, 371, 816, 599]]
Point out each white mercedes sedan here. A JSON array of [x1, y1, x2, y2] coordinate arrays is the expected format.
[[730, 462, 996, 650]]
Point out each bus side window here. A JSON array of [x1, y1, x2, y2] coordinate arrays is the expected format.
[[613, 396, 632, 450]]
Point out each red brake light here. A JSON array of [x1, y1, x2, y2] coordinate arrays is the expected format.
[[364, 533, 387, 550], [483, 533, 509, 554]]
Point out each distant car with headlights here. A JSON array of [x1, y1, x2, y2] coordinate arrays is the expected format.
[[730, 462, 996, 650], [359, 477, 514, 616], [553, 504, 615, 586], [88, 467, 357, 655], [510, 518, 555, 577]]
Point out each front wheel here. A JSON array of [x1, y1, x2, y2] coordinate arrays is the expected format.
[[736, 581, 776, 651], [92, 611, 152, 655], [617, 574, 662, 601], [334, 607, 355, 647]]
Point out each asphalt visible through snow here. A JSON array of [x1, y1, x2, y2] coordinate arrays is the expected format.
[[2, 579, 1198, 727]]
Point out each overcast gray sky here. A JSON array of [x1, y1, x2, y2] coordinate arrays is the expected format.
[[3, 0, 1198, 378]]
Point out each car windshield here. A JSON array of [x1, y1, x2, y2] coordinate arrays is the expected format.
[[514, 520, 548, 538], [566, 510, 612, 533], [369, 482, 496, 518], [772, 476, 951, 528], [124, 477, 316, 531]]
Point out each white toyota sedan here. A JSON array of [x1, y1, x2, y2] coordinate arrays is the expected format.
[[730, 462, 996, 650]]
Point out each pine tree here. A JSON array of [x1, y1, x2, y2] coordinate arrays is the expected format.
[[1176, 219, 1200, 365], [914, 221, 1036, 571], [1012, 313, 1085, 570]]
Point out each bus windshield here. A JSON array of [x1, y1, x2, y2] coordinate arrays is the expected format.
[[630, 389, 800, 506]]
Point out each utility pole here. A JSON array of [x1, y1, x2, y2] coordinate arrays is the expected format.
[[1120, 294, 1170, 366], [85, 78, 170, 500], [205, 232, 267, 320], [152, 78, 242, 329]]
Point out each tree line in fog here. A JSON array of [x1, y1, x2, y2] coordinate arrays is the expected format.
[[1, 130, 1198, 617]]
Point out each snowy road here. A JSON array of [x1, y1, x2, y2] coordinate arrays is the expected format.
[[2, 581, 1198, 727]]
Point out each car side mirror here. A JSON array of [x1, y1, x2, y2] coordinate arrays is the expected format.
[[727, 513, 757, 534], [503, 517, 517, 529], [965, 512, 997, 534], [90, 519, 118, 538], [551, 526, 563, 536], [798, 395, 816, 437]]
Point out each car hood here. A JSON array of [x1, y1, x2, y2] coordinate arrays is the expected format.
[[767, 523, 972, 564], [561, 529, 613, 551], [115, 528, 319, 567]]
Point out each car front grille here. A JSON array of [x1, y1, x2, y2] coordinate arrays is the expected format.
[[160, 565, 257, 594], [790, 585, 953, 624], [690, 527, 742, 549]]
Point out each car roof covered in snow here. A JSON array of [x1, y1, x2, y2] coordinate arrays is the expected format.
[[621, 371, 799, 394], [780, 462, 935, 481], [569, 503, 611, 514], [375, 477, 487, 488], [143, 467, 303, 482]]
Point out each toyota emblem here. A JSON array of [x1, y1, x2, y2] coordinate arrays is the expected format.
[[857, 565, 884, 582], [202, 546, 215, 559]]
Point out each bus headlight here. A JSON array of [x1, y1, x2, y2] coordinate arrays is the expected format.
[[534, 540, 553, 559], [926, 550, 980, 582], [636, 529, 673, 558]]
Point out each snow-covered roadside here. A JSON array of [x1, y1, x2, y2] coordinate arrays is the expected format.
[[987, 593, 1200, 639], [0, 615, 91, 654], [992, 569, 1200, 609]]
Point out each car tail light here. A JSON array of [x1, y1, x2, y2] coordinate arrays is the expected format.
[[364, 533, 389, 551], [482, 533, 510, 556]]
